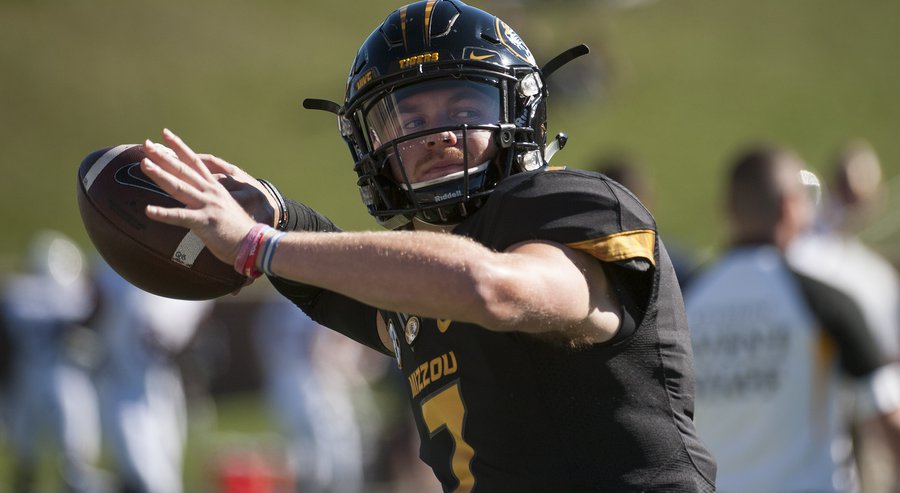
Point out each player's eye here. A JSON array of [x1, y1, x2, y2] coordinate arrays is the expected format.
[[452, 108, 482, 121], [401, 116, 427, 132]]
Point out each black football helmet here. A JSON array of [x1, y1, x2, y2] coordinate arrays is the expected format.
[[305, 0, 587, 229]]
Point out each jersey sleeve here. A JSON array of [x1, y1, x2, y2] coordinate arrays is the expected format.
[[456, 168, 661, 344], [457, 168, 658, 268], [796, 268, 900, 417], [282, 198, 341, 233], [793, 270, 884, 377], [269, 277, 389, 356]]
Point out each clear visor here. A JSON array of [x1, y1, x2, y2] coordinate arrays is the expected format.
[[364, 79, 503, 189], [365, 79, 502, 147]]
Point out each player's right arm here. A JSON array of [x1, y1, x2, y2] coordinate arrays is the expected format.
[[141, 130, 621, 347], [140, 131, 390, 354], [262, 229, 621, 343]]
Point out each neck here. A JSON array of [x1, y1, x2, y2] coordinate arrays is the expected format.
[[412, 216, 456, 233]]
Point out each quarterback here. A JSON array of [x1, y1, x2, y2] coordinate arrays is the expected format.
[[140, 0, 716, 490]]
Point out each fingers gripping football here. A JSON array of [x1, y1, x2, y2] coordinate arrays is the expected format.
[[140, 129, 257, 266], [199, 153, 279, 226]]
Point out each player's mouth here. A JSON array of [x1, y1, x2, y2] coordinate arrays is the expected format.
[[418, 159, 465, 181], [401, 161, 491, 191]]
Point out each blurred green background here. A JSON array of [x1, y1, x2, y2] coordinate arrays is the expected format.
[[2, 0, 900, 490], [1, 0, 899, 271]]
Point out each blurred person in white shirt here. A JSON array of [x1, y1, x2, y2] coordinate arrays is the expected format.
[[92, 259, 213, 493], [686, 144, 900, 493], [252, 292, 369, 492], [788, 140, 900, 493], [1, 230, 107, 493]]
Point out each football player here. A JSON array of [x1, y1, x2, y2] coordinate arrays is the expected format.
[[686, 145, 900, 492], [139, 0, 716, 490]]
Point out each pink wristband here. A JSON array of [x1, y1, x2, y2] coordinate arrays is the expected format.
[[234, 224, 270, 278], [243, 227, 276, 278]]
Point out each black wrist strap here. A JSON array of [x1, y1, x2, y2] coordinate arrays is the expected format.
[[257, 178, 288, 230]]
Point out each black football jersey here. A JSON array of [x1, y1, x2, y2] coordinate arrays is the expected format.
[[380, 168, 715, 491], [275, 167, 716, 491]]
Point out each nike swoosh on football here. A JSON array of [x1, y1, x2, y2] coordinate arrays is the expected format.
[[114, 162, 171, 197]]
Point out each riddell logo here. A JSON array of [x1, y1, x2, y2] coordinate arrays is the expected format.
[[434, 190, 462, 202]]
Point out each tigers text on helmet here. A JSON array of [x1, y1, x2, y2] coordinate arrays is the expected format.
[[304, 0, 588, 229]]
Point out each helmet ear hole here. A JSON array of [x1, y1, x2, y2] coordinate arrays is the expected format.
[[495, 124, 516, 149]]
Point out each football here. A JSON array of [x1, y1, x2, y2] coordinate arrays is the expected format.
[[76, 144, 247, 300]]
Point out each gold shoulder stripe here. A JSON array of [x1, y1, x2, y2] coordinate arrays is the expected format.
[[566, 229, 656, 267]]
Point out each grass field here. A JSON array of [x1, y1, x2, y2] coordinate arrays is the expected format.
[[0, 389, 299, 492], [1, 0, 899, 490], [1, 0, 898, 268]]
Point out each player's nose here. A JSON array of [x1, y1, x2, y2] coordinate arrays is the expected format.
[[425, 130, 458, 148]]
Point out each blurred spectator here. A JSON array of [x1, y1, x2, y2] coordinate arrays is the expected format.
[[0, 230, 107, 492], [821, 139, 889, 237], [592, 151, 698, 289], [788, 140, 900, 493], [91, 259, 213, 493], [252, 292, 368, 493], [791, 140, 899, 363], [362, 366, 442, 493], [685, 144, 900, 492]]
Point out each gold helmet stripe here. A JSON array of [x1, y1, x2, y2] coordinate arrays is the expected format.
[[400, 6, 409, 50], [424, 0, 437, 47]]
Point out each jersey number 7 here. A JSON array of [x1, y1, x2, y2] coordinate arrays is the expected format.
[[421, 381, 475, 492]]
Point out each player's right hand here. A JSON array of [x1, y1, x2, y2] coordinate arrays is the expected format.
[[196, 153, 279, 228], [140, 128, 257, 268]]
